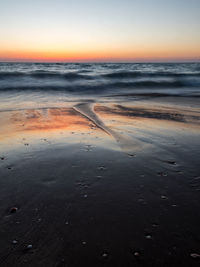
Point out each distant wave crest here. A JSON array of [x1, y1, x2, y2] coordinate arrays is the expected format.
[[102, 71, 200, 79], [0, 71, 93, 80]]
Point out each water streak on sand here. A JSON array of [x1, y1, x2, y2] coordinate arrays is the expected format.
[[74, 103, 146, 153]]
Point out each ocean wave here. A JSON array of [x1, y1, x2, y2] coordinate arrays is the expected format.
[[102, 71, 200, 79], [0, 79, 197, 92], [30, 71, 93, 80], [0, 71, 25, 78], [0, 71, 93, 80], [109, 80, 185, 88], [0, 63, 200, 98], [1, 85, 199, 98], [1, 70, 200, 82]]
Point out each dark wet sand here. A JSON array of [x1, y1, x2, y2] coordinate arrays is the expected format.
[[0, 98, 200, 267]]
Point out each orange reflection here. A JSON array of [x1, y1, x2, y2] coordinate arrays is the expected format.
[[0, 104, 199, 151], [0, 108, 94, 143]]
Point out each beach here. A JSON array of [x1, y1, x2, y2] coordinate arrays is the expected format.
[[0, 63, 200, 266]]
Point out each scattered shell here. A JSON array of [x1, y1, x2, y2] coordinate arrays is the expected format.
[[190, 253, 200, 259], [65, 221, 69, 225], [82, 241, 87, 245], [83, 194, 88, 198], [12, 240, 18, 244], [102, 253, 108, 257]]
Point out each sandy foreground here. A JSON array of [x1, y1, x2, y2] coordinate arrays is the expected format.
[[0, 97, 200, 267]]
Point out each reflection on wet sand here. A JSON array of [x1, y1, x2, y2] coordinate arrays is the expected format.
[[0, 102, 200, 154], [74, 103, 148, 153], [0, 100, 200, 267], [0, 108, 91, 140], [94, 103, 200, 125]]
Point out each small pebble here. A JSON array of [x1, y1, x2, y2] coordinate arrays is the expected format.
[[128, 154, 136, 157], [190, 253, 200, 259], [1, 157, 5, 160], [152, 223, 159, 227], [166, 161, 176, 165], [10, 207, 18, 214], [98, 166, 106, 170], [26, 244, 33, 250], [83, 194, 88, 198], [133, 251, 140, 257], [12, 240, 18, 244], [161, 195, 168, 200], [102, 253, 108, 257], [82, 241, 87, 245], [157, 172, 168, 177]]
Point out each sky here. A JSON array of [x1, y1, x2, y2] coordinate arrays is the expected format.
[[0, 0, 200, 62]]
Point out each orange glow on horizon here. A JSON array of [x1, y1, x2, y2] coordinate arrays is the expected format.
[[1, 0, 200, 63], [0, 46, 199, 62]]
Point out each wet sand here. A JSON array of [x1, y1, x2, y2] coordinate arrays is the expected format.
[[0, 97, 200, 266]]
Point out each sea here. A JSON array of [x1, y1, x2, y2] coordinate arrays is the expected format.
[[0, 62, 200, 111]]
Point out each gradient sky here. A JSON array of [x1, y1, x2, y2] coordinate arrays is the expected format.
[[0, 0, 200, 62]]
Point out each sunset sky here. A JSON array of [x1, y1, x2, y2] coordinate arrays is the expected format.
[[0, 0, 200, 62]]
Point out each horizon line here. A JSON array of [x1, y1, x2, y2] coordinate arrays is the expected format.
[[0, 60, 199, 64]]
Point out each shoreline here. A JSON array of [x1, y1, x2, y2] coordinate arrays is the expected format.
[[0, 97, 200, 266]]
